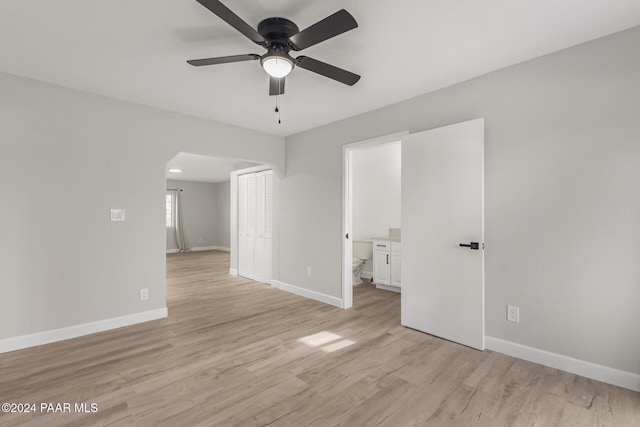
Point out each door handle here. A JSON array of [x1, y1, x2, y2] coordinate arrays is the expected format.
[[387, 254, 389, 264], [459, 242, 480, 250]]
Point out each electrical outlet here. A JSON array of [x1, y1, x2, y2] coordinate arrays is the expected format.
[[306, 267, 312, 277], [140, 288, 149, 301], [507, 305, 519, 323]]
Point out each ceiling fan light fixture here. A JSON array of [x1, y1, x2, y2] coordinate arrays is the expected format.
[[261, 53, 293, 78]]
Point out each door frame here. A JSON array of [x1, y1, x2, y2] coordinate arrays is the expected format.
[[341, 131, 408, 309]]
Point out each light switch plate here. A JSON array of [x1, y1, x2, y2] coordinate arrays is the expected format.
[[111, 209, 125, 221]]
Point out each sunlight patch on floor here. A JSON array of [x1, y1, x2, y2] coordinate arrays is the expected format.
[[298, 331, 356, 353], [320, 339, 355, 353]]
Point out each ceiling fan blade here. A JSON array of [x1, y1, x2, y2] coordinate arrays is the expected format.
[[187, 54, 260, 66], [269, 77, 285, 96], [296, 56, 360, 86], [195, 0, 266, 45], [288, 9, 357, 51]]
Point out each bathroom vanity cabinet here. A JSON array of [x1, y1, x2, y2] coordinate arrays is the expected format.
[[372, 239, 401, 292]]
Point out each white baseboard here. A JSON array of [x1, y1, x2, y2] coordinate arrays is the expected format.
[[0, 308, 168, 355], [375, 283, 401, 293], [361, 272, 373, 280], [485, 336, 640, 392], [167, 246, 230, 254], [229, 268, 238, 276], [270, 280, 343, 308]]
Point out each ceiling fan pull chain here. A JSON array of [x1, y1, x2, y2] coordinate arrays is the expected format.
[[276, 95, 282, 124]]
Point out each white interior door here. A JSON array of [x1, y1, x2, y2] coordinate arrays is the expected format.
[[401, 118, 485, 350]]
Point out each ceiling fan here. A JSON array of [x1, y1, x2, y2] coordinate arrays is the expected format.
[[187, 0, 361, 96]]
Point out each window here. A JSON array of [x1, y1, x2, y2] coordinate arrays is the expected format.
[[166, 194, 173, 227]]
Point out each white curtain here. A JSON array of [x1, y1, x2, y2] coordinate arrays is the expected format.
[[174, 190, 191, 253]]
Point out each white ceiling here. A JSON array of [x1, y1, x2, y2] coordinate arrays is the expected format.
[[166, 152, 258, 183], [1, 1, 638, 137]]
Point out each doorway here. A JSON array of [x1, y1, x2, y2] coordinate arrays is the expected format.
[[342, 132, 408, 308], [342, 119, 485, 350], [164, 153, 265, 302]]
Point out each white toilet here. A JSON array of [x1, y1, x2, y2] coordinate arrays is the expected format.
[[352, 240, 373, 285]]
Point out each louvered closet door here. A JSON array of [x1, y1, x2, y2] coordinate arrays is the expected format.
[[238, 170, 273, 283], [238, 174, 249, 278], [263, 171, 273, 282], [239, 174, 256, 279], [254, 171, 266, 282]]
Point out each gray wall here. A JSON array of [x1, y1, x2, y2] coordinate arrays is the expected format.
[[281, 27, 640, 374], [165, 179, 231, 251], [166, 180, 218, 250], [0, 72, 283, 340]]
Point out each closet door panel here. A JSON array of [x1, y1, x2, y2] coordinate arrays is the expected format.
[[238, 175, 247, 237], [254, 237, 265, 282], [238, 170, 272, 283], [256, 172, 266, 238], [246, 174, 257, 238], [244, 236, 255, 279], [264, 171, 273, 239], [264, 238, 273, 282], [239, 235, 251, 278]]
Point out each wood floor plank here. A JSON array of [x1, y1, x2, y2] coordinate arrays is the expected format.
[[0, 250, 638, 426]]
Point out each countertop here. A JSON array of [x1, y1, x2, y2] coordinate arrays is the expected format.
[[371, 236, 401, 242]]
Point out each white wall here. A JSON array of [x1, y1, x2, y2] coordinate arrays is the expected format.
[[352, 142, 401, 241], [0, 72, 283, 343], [281, 27, 640, 376]]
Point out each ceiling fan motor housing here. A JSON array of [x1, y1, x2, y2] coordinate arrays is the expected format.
[[257, 18, 299, 49]]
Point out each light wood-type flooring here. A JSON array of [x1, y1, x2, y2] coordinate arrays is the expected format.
[[1, 250, 638, 426]]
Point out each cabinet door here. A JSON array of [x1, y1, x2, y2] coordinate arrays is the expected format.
[[374, 251, 390, 285], [390, 252, 402, 287]]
